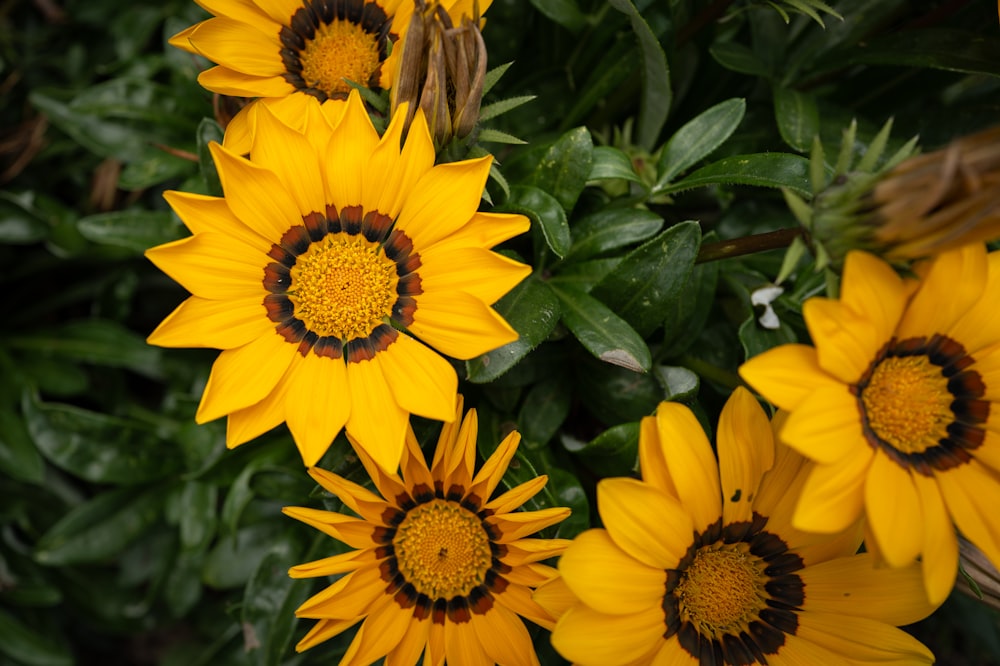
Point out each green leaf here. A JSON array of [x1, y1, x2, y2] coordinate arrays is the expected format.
[[7, 319, 164, 379], [739, 314, 798, 359], [528, 0, 587, 33], [661, 255, 719, 358], [466, 276, 561, 383], [505, 185, 571, 258], [773, 87, 819, 153], [709, 42, 770, 78], [655, 365, 700, 401], [549, 257, 622, 293], [0, 192, 49, 244], [35, 485, 165, 565], [563, 208, 663, 263], [562, 46, 635, 131], [834, 29, 1000, 77], [517, 378, 571, 446], [661, 153, 812, 197], [77, 210, 185, 253], [202, 521, 296, 590], [119, 152, 194, 190], [197, 118, 225, 197], [477, 127, 528, 145], [608, 0, 671, 150], [23, 392, 181, 485], [528, 127, 593, 213], [655, 98, 746, 188], [562, 421, 639, 477], [179, 481, 218, 551], [483, 62, 513, 96], [548, 466, 590, 540], [0, 405, 44, 483], [242, 550, 312, 666], [591, 221, 701, 338], [588, 146, 643, 183], [478, 95, 536, 122], [551, 284, 651, 372], [0, 607, 72, 666]]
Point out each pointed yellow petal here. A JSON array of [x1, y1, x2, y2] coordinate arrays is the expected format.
[[532, 576, 577, 623], [444, 618, 492, 666], [838, 250, 908, 343], [145, 232, 265, 301], [779, 385, 869, 464], [281, 506, 377, 549], [163, 190, 271, 252], [913, 473, 959, 605], [248, 102, 326, 216], [470, 430, 521, 502], [557, 529, 666, 615], [432, 405, 477, 490], [598, 478, 692, 569], [399, 426, 435, 491], [551, 604, 665, 666], [197, 66, 294, 97], [864, 452, 923, 567], [384, 616, 428, 666], [365, 105, 435, 219], [425, 211, 530, 254], [307, 467, 391, 524], [718, 386, 774, 525], [495, 580, 559, 629], [418, 247, 531, 306], [739, 344, 839, 411], [795, 611, 934, 664], [653, 402, 722, 532], [226, 360, 294, 447], [792, 450, 873, 534], [804, 298, 882, 384], [409, 290, 518, 358], [347, 433, 410, 503], [487, 507, 570, 543], [937, 460, 1000, 570], [186, 17, 284, 76], [195, 331, 296, 423], [248, 0, 303, 24], [341, 597, 410, 666], [395, 156, 492, 249], [325, 90, 379, 208], [649, 639, 699, 666], [898, 243, 988, 341], [374, 335, 456, 423], [471, 604, 538, 666], [288, 548, 373, 578], [345, 357, 409, 474], [638, 413, 677, 498], [147, 295, 269, 350], [948, 247, 1000, 353], [483, 475, 548, 514], [285, 354, 350, 467], [295, 617, 359, 652], [294, 562, 384, 619], [168, 24, 199, 53]]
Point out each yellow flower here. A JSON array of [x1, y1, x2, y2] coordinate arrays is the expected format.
[[145, 90, 529, 471], [284, 401, 570, 664], [741, 243, 1000, 605], [539, 388, 936, 665], [169, 0, 490, 152]]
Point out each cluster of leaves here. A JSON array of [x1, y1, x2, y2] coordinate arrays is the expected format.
[[2, 0, 1000, 664]]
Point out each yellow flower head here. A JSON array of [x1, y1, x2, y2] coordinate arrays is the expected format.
[[169, 0, 491, 152], [741, 243, 1000, 605], [284, 400, 571, 664], [538, 388, 937, 666], [145, 90, 529, 472]]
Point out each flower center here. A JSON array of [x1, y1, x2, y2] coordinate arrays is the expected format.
[[673, 545, 767, 638], [287, 234, 397, 340], [861, 354, 952, 454], [300, 19, 381, 97], [393, 499, 493, 600]]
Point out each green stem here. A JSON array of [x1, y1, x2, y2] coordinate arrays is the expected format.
[[695, 227, 802, 264]]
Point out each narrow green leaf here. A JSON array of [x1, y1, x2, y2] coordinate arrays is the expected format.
[[119, 151, 194, 190], [466, 276, 561, 383], [477, 127, 528, 145], [551, 284, 651, 372], [505, 185, 571, 258], [661, 153, 812, 197], [23, 392, 181, 485], [562, 47, 635, 131], [77, 209, 185, 253], [0, 607, 72, 666], [773, 87, 819, 152], [563, 208, 663, 263], [0, 192, 49, 244], [203, 521, 300, 590], [591, 221, 701, 337], [588, 146, 643, 183], [709, 42, 770, 78], [482, 62, 513, 96], [517, 378, 571, 446], [608, 0, 671, 150], [179, 481, 218, 551], [528, 127, 593, 213], [478, 95, 536, 122], [528, 0, 587, 32], [549, 257, 622, 293], [35, 485, 165, 565], [0, 405, 44, 483], [856, 117, 894, 173], [655, 98, 746, 188], [834, 29, 1000, 77]]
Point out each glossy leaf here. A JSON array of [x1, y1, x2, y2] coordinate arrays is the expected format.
[[655, 365, 700, 401], [517, 378, 571, 446], [0, 405, 44, 483], [661, 255, 719, 358], [562, 421, 639, 477], [77, 209, 185, 253], [562, 207, 663, 263], [202, 521, 297, 590], [655, 98, 746, 187], [527, 127, 593, 213], [575, 356, 662, 425], [588, 146, 643, 183], [467, 276, 561, 383], [660, 153, 812, 197], [551, 284, 651, 373], [774, 87, 819, 152], [242, 550, 312, 666], [528, 0, 587, 33], [504, 185, 571, 258], [178, 480, 218, 551], [549, 257, 622, 293], [591, 221, 701, 338], [739, 313, 798, 359]]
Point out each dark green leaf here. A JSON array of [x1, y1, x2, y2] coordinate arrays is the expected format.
[[773, 87, 819, 152], [528, 0, 587, 32], [548, 467, 590, 540], [709, 42, 770, 78], [661, 153, 812, 197], [608, 0, 671, 150], [164, 547, 206, 618], [242, 550, 312, 666], [23, 392, 181, 485], [197, 118, 225, 197], [466, 276, 561, 383], [35, 485, 165, 565], [549, 257, 622, 293], [517, 378, 571, 446], [562, 421, 639, 477], [563, 208, 663, 263], [77, 210, 185, 253], [0, 405, 44, 483], [505, 185, 571, 258], [661, 256, 719, 358], [179, 481, 218, 551], [202, 521, 297, 590], [833, 29, 1000, 77], [551, 284, 651, 372], [655, 98, 746, 188], [591, 221, 701, 337], [562, 46, 634, 132], [0, 192, 49, 244], [739, 314, 798, 359], [0, 607, 72, 666], [588, 146, 643, 183], [528, 127, 593, 213], [119, 152, 195, 190], [655, 365, 700, 401]]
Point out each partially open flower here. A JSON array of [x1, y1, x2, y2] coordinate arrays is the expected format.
[[390, 0, 487, 148]]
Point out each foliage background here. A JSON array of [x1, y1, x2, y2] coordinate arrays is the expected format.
[[2, 0, 1000, 664]]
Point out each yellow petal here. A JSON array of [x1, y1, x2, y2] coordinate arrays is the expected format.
[[425, 211, 530, 255], [408, 290, 518, 359], [778, 385, 869, 464], [838, 250, 908, 343], [792, 450, 873, 534], [168, 24, 199, 53], [557, 529, 666, 615], [186, 17, 284, 76], [295, 617, 359, 652], [294, 562, 384, 619], [649, 639, 699, 666], [937, 460, 1000, 570], [432, 405, 476, 490], [163, 190, 271, 252], [653, 401, 722, 532], [496, 580, 560, 630], [532, 576, 577, 623], [147, 295, 269, 350], [443, 618, 492, 666], [470, 604, 538, 666], [288, 548, 372, 578], [395, 156, 493, 250], [307, 467, 389, 525], [598, 478, 692, 569], [487, 507, 571, 542], [804, 298, 882, 384], [384, 616, 428, 666], [864, 452, 923, 567], [210, 142, 303, 241], [913, 473, 959, 605], [197, 66, 294, 97], [247, 0, 305, 25], [739, 343, 839, 411], [341, 596, 410, 666], [344, 358, 409, 474], [285, 354, 350, 467], [551, 604, 665, 666], [795, 611, 934, 664], [483, 475, 548, 514], [417, 247, 531, 306], [281, 506, 377, 549], [195, 331, 296, 423], [145, 232, 264, 301], [469, 430, 521, 501], [226, 361, 293, 447], [374, 334, 456, 423], [948, 247, 1000, 354], [638, 413, 677, 498], [717, 386, 774, 525], [325, 90, 379, 208], [502, 538, 571, 567], [248, 102, 326, 216], [800, 552, 938, 626], [898, 243, 988, 341], [197, 0, 278, 33], [366, 106, 435, 219]]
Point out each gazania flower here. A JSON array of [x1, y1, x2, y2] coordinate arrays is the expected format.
[[539, 388, 937, 665], [741, 243, 1000, 605], [146, 90, 529, 471], [283, 401, 570, 664], [169, 0, 490, 151]]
